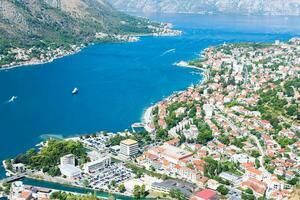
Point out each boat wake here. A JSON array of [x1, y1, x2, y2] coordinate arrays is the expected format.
[[161, 48, 176, 56]]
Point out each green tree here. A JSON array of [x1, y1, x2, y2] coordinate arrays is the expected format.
[[241, 193, 255, 200], [161, 174, 168, 180], [286, 104, 297, 116], [108, 194, 116, 200], [197, 131, 213, 144], [2, 183, 11, 195], [83, 179, 89, 187], [180, 134, 186, 144], [217, 185, 229, 195], [156, 128, 168, 141], [251, 150, 261, 158], [244, 188, 253, 194], [287, 177, 299, 185], [284, 86, 294, 97], [133, 185, 141, 199], [218, 135, 230, 145], [140, 184, 146, 198], [169, 188, 186, 200], [4, 159, 13, 170], [132, 184, 147, 198], [118, 184, 126, 193], [110, 180, 116, 187], [48, 166, 61, 176], [14, 139, 87, 172], [255, 158, 261, 168]]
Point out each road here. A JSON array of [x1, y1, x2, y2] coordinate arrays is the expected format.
[[250, 135, 266, 171]]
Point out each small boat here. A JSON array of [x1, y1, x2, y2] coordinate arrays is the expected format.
[[72, 87, 79, 95], [8, 96, 17, 103]]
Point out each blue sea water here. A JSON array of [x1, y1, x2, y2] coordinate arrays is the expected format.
[[0, 14, 300, 180]]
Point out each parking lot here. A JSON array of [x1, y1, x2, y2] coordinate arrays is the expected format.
[[87, 163, 132, 190]]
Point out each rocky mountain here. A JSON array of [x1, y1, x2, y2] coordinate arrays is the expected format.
[[0, 0, 155, 56], [108, 0, 300, 16]]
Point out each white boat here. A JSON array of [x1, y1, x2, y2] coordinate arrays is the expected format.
[[8, 96, 17, 103], [72, 87, 79, 95]]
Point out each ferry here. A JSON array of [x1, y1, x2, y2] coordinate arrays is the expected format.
[[72, 87, 79, 95]]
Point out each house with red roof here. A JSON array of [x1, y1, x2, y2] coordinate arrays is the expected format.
[[17, 190, 32, 200], [190, 189, 218, 200], [240, 178, 267, 197]]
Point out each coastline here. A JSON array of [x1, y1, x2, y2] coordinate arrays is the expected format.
[[0, 57, 204, 198], [3, 38, 299, 199], [1, 35, 205, 197], [0, 46, 84, 71], [142, 60, 206, 132], [0, 28, 181, 71]]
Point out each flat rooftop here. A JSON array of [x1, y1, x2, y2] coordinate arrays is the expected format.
[[152, 180, 195, 197], [59, 164, 81, 173], [84, 156, 110, 167], [161, 144, 193, 160], [121, 139, 138, 145]]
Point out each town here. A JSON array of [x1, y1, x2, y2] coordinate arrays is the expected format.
[[1, 38, 299, 200]]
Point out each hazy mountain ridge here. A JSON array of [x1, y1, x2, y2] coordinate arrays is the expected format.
[[108, 0, 300, 16]]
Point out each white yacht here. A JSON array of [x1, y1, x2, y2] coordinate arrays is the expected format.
[[8, 96, 17, 103], [72, 87, 79, 95]]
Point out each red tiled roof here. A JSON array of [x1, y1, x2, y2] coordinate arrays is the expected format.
[[195, 189, 217, 199]]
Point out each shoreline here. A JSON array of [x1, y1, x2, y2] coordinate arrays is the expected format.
[[0, 29, 181, 71], [141, 60, 206, 132], [0, 46, 84, 71], [3, 38, 298, 199], [0, 59, 205, 198]]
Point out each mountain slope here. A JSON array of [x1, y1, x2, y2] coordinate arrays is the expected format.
[[0, 0, 158, 67], [108, 0, 300, 16], [0, 0, 155, 47]]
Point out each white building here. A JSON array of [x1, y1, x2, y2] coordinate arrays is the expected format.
[[182, 125, 199, 139], [203, 104, 213, 119], [60, 154, 75, 166], [206, 179, 220, 190], [84, 156, 111, 174], [219, 172, 242, 184], [87, 151, 102, 161], [230, 153, 255, 164], [119, 139, 139, 159], [13, 163, 26, 172], [10, 181, 24, 199], [59, 164, 81, 179]]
